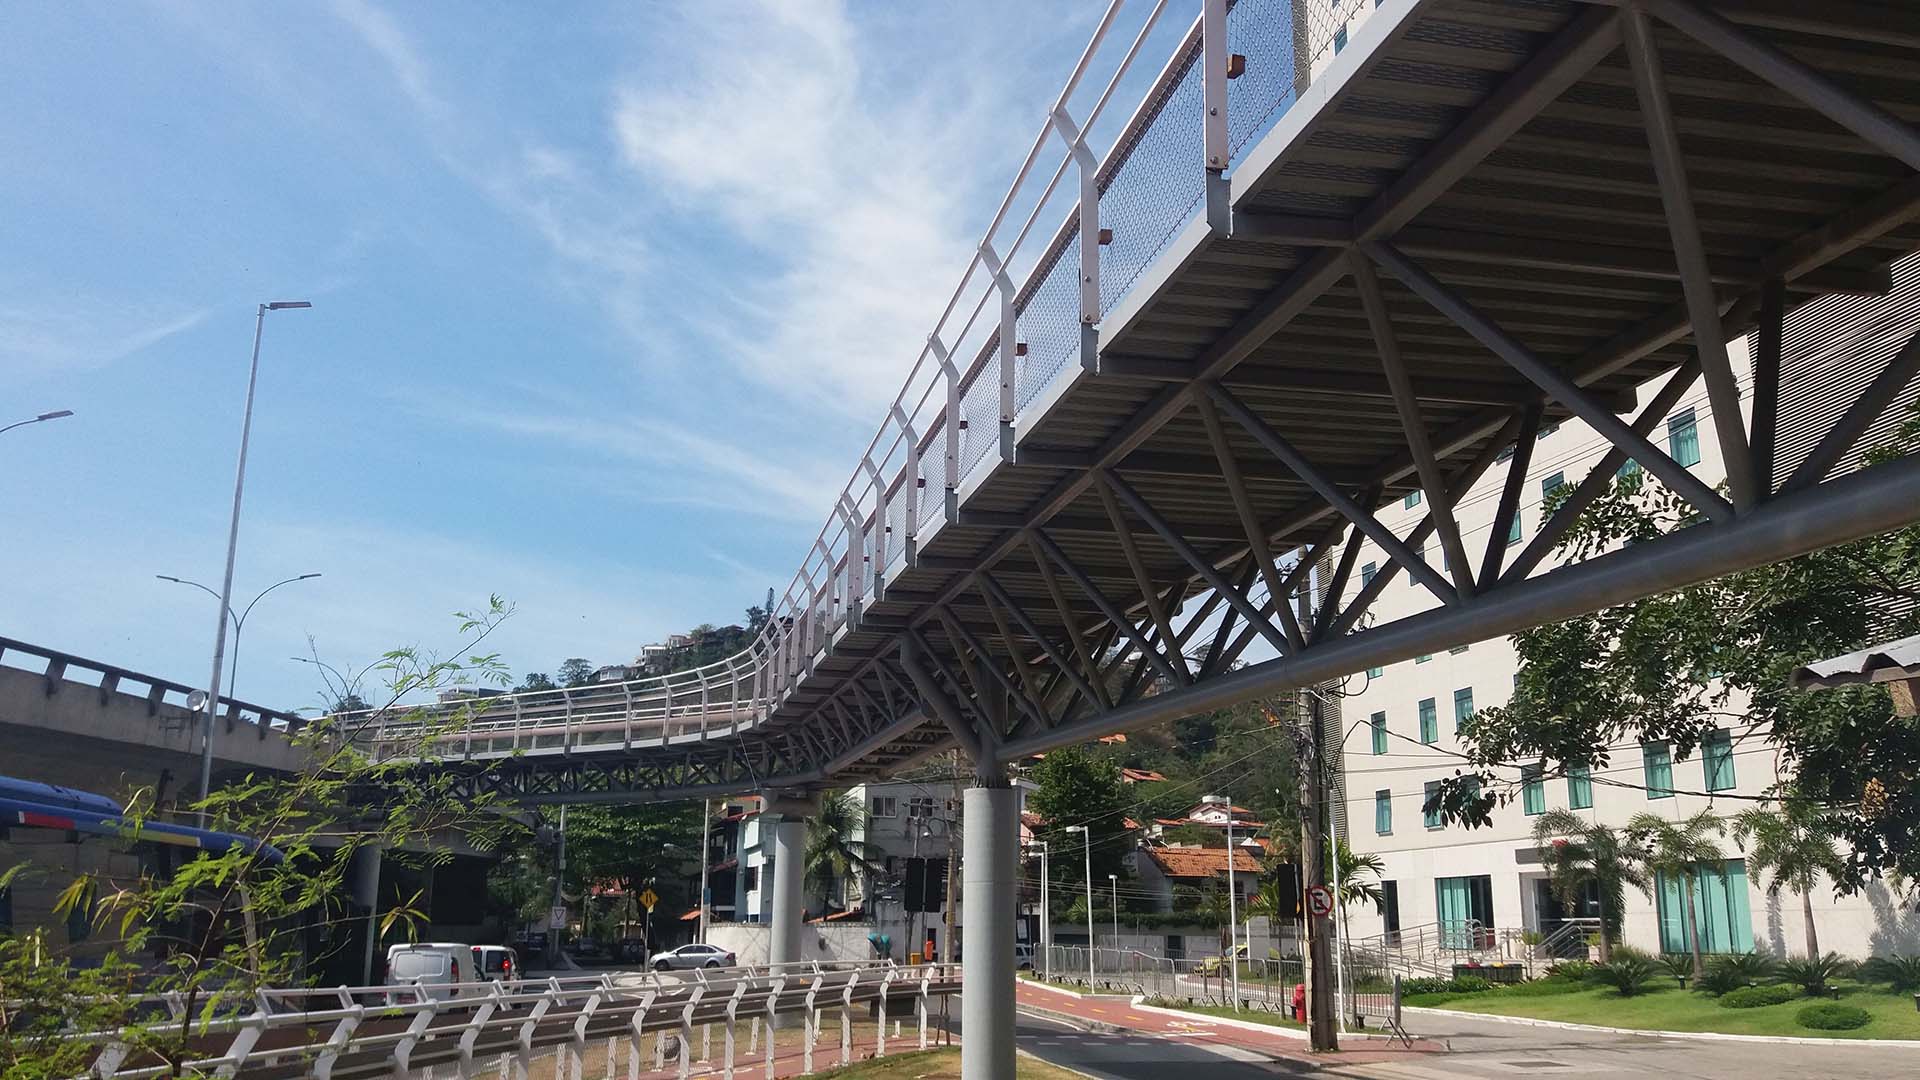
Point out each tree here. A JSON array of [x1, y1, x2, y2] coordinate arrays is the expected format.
[[1531, 808, 1646, 962], [1625, 810, 1726, 978], [1028, 748, 1132, 889], [557, 658, 597, 688], [518, 671, 556, 692], [1332, 838, 1385, 951], [1432, 406, 1920, 888], [564, 803, 702, 944], [805, 791, 882, 911], [1731, 803, 1846, 958]]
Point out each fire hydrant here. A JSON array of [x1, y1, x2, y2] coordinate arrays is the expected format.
[[1291, 982, 1307, 1023]]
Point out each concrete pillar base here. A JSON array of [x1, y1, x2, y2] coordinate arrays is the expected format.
[[961, 783, 1017, 1080], [763, 790, 818, 971]]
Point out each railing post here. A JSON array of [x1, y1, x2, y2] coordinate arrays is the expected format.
[[762, 975, 786, 1080], [678, 984, 705, 1080], [1202, 0, 1230, 232], [860, 455, 888, 592], [875, 969, 893, 1058], [457, 983, 505, 1080], [891, 404, 921, 566], [932, 336, 961, 520], [1050, 104, 1102, 369], [980, 240, 1017, 462], [314, 990, 365, 1080], [917, 967, 931, 1049], [836, 496, 864, 623], [628, 982, 660, 1080], [724, 978, 746, 1077], [839, 970, 858, 1066], [802, 971, 823, 1075], [390, 994, 438, 1080]]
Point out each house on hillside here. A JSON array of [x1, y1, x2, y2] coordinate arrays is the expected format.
[[1129, 844, 1264, 913]]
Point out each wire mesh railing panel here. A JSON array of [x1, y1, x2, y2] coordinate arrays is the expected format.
[[1226, 0, 1301, 162], [1017, 232, 1086, 411], [1096, 35, 1205, 316]]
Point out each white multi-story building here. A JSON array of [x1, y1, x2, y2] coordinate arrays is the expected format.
[[1336, 331, 1918, 961]]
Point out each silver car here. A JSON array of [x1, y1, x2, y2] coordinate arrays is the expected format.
[[649, 942, 736, 971]]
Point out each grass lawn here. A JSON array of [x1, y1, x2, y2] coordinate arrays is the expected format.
[[1142, 1000, 1307, 1031], [1406, 981, 1920, 1040], [1018, 972, 1126, 997], [808, 1047, 1087, 1079]]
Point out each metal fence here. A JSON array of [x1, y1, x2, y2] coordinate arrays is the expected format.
[[1042, 945, 1305, 1013], [80, 961, 957, 1080]]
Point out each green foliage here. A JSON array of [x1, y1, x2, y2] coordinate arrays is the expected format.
[[1449, 975, 1491, 993], [1625, 810, 1726, 975], [1720, 983, 1800, 1008], [1696, 965, 1742, 997], [1029, 747, 1133, 887], [1532, 808, 1645, 958], [557, 657, 597, 687], [804, 790, 882, 910], [1778, 952, 1856, 997], [1711, 951, 1779, 989], [1860, 954, 1920, 991], [1592, 948, 1661, 997], [1427, 407, 1920, 887], [1401, 976, 1483, 996], [1658, 952, 1694, 986], [0, 932, 144, 1080], [1795, 1003, 1872, 1030], [1731, 804, 1846, 957], [564, 800, 703, 932], [1502, 977, 1587, 997], [1546, 960, 1592, 982]]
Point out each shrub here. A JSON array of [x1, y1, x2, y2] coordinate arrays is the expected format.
[[1658, 952, 1694, 986], [1795, 1003, 1871, 1031], [1450, 975, 1490, 993], [1399, 976, 1453, 996], [1503, 977, 1586, 997], [1779, 953, 1856, 997], [1592, 949, 1661, 997], [1546, 960, 1592, 982], [1696, 965, 1742, 997], [1714, 952, 1779, 987], [1861, 954, 1920, 992], [1720, 984, 1799, 1009]]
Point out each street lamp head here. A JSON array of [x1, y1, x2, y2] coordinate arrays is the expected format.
[[36, 410, 73, 421], [266, 300, 312, 310], [1199, 794, 1229, 806], [297, 573, 322, 581], [1063, 825, 1087, 834], [1107, 873, 1117, 881]]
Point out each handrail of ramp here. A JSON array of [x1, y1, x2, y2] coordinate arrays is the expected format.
[[346, 0, 1369, 761], [0, 635, 305, 736], [80, 960, 958, 1080]]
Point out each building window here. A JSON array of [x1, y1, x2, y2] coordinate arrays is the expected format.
[[1416, 653, 1431, 664], [1669, 408, 1701, 467], [1366, 666, 1383, 679], [908, 796, 936, 818], [1449, 644, 1469, 655], [1568, 765, 1593, 810], [1371, 711, 1388, 755], [1522, 765, 1545, 816], [1453, 687, 1474, 730], [1541, 472, 1566, 505], [1375, 790, 1392, 835], [1436, 874, 1495, 947], [1656, 860, 1753, 954], [1703, 730, 1736, 791], [1404, 490, 1422, 509], [1334, 25, 1348, 52], [1496, 442, 1516, 463], [1423, 781, 1443, 829], [743, 866, 759, 892], [1643, 742, 1673, 799], [1537, 421, 1560, 440], [1507, 513, 1522, 546], [871, 796, 897, 818], [1418, 698, 1437, 744], [1361, 561, 1377, 586], [1617, 457, 1641, 481]]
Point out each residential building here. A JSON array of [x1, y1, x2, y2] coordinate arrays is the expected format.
[[1130, 844, 1264, 914], [1337, 313, 1920, 961]]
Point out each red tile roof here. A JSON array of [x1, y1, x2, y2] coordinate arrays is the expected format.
[[1143, 845, 1264, 880], [1120, 768, 1167, 783]]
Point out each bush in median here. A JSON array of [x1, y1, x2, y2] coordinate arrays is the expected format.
[[1795, 1003, 1871, 1030], [1720, 984, 1799, 1009]]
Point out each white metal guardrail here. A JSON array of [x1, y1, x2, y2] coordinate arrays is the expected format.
[[80, 961, 957, 1080], [346, 0, 1374, 764]]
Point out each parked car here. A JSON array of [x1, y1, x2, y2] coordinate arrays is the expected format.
[[385, 943, 478, 1001], [649, 943, 736, 971], [1013, 944, 1034, 970], [568, 936, 602, 958], [472, 945, 521, 983]]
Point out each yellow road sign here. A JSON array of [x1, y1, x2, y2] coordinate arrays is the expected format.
[[639, 887, 659, 912]]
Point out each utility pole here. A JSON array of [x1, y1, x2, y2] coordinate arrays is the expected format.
[[943, 750, 960, 964], [1297, 572, 1337, 1051]]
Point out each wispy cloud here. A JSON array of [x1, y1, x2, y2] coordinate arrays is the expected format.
[[0, 303, 210, 377]]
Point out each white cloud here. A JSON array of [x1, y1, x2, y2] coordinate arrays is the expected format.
[[0, 303, 210, 377]]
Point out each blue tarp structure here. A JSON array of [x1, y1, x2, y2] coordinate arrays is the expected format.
[[0, 775, 283, 862]]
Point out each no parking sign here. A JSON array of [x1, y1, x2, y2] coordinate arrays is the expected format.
[[1306, 884, 1334, 918]]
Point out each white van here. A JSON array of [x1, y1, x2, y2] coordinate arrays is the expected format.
[[472, 944, 521, 983], [385, 942, 478, 1001]]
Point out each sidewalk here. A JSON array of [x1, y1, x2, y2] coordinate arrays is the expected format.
[[1014, 981, 1444, 1070]]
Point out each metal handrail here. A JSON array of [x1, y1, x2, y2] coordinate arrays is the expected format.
[[0, 635, 305, 733]]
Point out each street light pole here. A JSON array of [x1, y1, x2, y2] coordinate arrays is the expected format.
[[0, 409, 73, 437], [194, 300, 309, 826], [1065, 824, 1093, 987], [160, 572, 320, 700], [698, 798, 713, 945], [1204, 794, 1241, 1009], [1108, 873, 1118, 947]]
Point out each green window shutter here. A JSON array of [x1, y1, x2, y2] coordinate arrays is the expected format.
[[1418, 699, 1437, 744], [1541, 471, 1565, 503], [1361, 561, 1377, 585], [1371, 711, 1388, 755], [1643, 741, 1673, 799], [1416, 653, 1432, 664], [1669, 408, 1701, 467], [1366, 666, 1384, 679], [1452, 687, 1474, 730], [1703, 730, 1735, 791], [1655, 871, 1688, 954], [1404, 490, 1422, 509], [1567, 765, 1592, 810], [1375, 790, 1392, 834], [1507, 513, 1522, 545], [1723, 860, 1754, 953], [1521, 765, 1544, 815], [1423, 781, 1443, 828]]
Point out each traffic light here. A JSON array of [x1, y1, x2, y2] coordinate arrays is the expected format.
[[903, 857, 927, 912], [924, 858, 948, 912]]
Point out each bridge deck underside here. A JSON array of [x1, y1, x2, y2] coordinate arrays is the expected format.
[[463, 0, 1920, 802]]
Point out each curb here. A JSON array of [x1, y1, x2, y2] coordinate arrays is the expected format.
[[1406, 1005, 1920, 1048], [1015, 1002, 1121, 1034], [1130, 999, 1409, 1044]]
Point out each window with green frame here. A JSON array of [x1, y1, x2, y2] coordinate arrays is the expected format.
[[1361, 561, 1377, 585], [1541, 471, 1566, 504], [1507, 513, 1522, 545], [1521, 764, 1545, 815], [1404, 489, 1422, 509], [1617, 457, 1641, 480], [1703, 729, 1736, 791], [1449, 644, 1469, 655], [1416, 653, 1432, 664], [1656, 860, 1752, 954], [1453, 687, 1474, 730], [1423, 781, 1443, 828], [1418, 698, 1437, 743], [1669, 408, 1701, 467], [1567, 765, 1593, 809], [1643, 741, 1673, 799], [1375, 789, 1392, 834], [1366, 666, 1383, 679], [1371, 711, 1388, 755]]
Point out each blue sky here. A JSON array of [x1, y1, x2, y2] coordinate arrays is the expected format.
[[0, 1, 1114, 713]]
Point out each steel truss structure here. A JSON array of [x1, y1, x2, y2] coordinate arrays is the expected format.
[[365, 0, 1920, 804]]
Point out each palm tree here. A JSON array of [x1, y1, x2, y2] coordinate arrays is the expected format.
[[1731, 803, 1844, 958], [804, 791, 882, 911], [1625, 810, 1726, 979], [1532, 808, 1646, 962], [1333, 839, 1385, 950]]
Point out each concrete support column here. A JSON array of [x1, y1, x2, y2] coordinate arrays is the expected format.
[[349, 845, 383, 984], [763, 790, 817, 970], [961, 781, 1018, 1080]]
